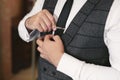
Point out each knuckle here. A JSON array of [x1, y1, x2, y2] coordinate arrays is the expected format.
[[55, 35, 60, 38], [47, 22, 52, 27], [38, 17, 42, 23], [50, 17, 54, 21], [37, 47, 39, 51], [43, 9, 48, 12], [40, 54, 44, 58], [44, 27, 47, 32], [34, 17, 40, 23], [36, 39, 39, 43], [40, 29, 44, 32], [38, 27, 43, 32], [42, 9, 48, 13], [38, 11, 44, 16], [35, 25, 39, 29], [33, 21, 38, 25]]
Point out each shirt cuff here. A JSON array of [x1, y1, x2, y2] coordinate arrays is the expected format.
[[18, 19, 31, 42], [57, 53, 85, 79], [18, 18, 40, 42]]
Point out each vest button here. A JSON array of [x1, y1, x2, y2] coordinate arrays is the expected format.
[[43, 67, 47, 72]]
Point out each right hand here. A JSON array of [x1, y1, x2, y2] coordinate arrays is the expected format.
[[25, 9, 56, 32]]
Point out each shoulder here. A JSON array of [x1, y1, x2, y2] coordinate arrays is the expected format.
[[107, 0, 120, 25], [110, 0, 120, 13]]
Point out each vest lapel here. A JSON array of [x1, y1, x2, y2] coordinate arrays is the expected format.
[[61, 0, 100, 47]]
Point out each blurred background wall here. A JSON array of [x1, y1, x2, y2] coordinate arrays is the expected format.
[[0, 0, 36, 80]]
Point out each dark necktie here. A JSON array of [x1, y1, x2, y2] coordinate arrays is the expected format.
[[55, 0, 73, 36]]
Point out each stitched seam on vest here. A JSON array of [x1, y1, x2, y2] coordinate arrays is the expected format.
[[66, 1, 100, 46], [85, 21, 105, 25], [79, 1, 100, 16], [94, 9, 110, 12], [72, 21, 83, 28], [80, 11, 89, 16], [87, 0, 97, 5], [77, 33, 103, 38], [69, 45, 107, 49], [64, 32, 72, 37], [72, 11, 106, 28]]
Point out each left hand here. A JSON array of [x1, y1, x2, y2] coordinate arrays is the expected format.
[[36, 35, 64, 67]]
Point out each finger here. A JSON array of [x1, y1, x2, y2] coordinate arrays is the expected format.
[[44, 34, 53, 41], [40, 13, 52, 32], [53, 35, 61, 42], [37, 46, 41, 52], [36, 38, 43, 47], [36, 23, 44, 32], [40, 54, 46, 59], [43, 9, 56, 30], [33, 19, 44, 32], [39, 18, 48, 32], [37, 12, 50, 32], [37, 46, 43, 53]]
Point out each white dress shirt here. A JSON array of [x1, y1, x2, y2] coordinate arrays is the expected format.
[[18, 0, 120, 80]]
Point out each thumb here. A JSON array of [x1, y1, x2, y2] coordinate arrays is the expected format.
[[53, 35, 61, 42]]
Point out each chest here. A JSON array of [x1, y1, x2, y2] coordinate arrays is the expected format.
[[42, 0, 113, 65]]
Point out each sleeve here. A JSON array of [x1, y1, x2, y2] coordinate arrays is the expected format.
[[57, 53, 120, 80], [104, 0, 120, 72], [57, 0, 120, 80], [18, 0, 45, 42]]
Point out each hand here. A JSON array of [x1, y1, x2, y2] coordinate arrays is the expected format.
[[36, 35, 64, 67], [25, 9, 56, 32]]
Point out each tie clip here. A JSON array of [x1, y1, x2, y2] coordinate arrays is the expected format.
[[52, 27, 65, 35]]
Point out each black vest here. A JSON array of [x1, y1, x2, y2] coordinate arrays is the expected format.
[[38, 0, 114, 80]]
